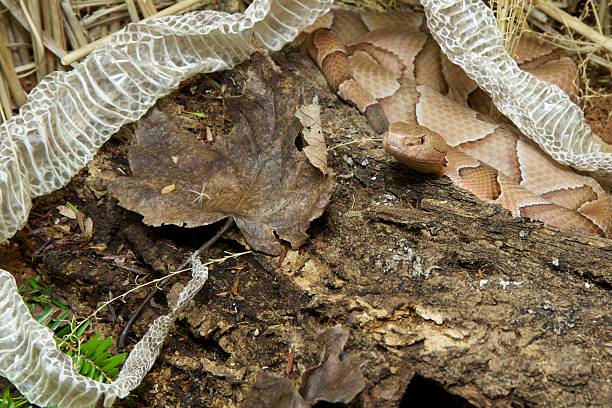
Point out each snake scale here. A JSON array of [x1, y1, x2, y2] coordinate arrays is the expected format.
[[305, 9, 611, 237]]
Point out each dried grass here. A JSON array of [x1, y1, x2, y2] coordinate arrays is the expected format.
[[490, 0, 533, 57], [0, 0, 212, 119], [490, 0, 611, 110]]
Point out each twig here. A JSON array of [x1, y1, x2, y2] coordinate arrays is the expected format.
[[58, 248, 251, 348], [529, 26, 612, 72], [49, 0, 65, 70], [0, 23, 27, 106], [125, 0, 141, 22], [80, 3, 129, 27], [7, 10, 30, 64], [60, 0, 89, 48], [598, 0, 609, 36], [18, 0, 46, 80], [0, 76, 12, 120], [117, 217, 235, 347], [85, 12, 131, 31], [328, 137, 382, 151], [41, 0, 54, 71], [490, 0, 533, 57], [533, 0, 612, 54], [15, 61, 36, 77], [136, 0, 157, 17]]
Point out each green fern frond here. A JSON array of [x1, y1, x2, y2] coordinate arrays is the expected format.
[[1, 277, 128, 408]]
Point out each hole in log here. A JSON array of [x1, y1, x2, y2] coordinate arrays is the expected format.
[[401, 374, 477, 407]]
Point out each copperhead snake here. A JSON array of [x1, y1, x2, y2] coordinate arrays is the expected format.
[[304, 9, 611, 238]]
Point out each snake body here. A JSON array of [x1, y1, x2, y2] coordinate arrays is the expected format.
[[306, 9, 611, 237]]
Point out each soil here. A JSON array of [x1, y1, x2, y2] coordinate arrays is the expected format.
[[585, 96, 612, 143], [2, 45, 611, 408]]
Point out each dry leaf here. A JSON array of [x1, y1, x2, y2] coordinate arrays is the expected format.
[[295, 101, 329, 175], [54, 224, 71, 234], [57, 205, 77, 219], [299, 325, 366, 405], [84, 217, 94, 236], [76, 212, 85, 233], [160, 184, 176, 194], [242, 373, 307, 408], [242, 326, 365, 408], [108, 53, 335, 255]]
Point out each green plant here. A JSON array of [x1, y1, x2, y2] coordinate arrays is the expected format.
[[0, 277, 128, 408]]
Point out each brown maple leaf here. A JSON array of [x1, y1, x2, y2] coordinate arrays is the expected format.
[[108, 53, 335, 255]]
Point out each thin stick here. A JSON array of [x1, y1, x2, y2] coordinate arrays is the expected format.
[[49, 0, 66, 50], [81, 3, 129, 27], [0, 24, 27, 106], [41, 0, 56, 72], [26, 0, 42, 39], [83, 12, 131, 30], [60, 0, 89, 48], [125, 0, 141, 22], [8, 11, 30, 64], [60, 249, 251, 348], [110, 19, 121, 32], [61, 0, 211, 65], [328, 137, 382, 151], [72, 0, 125, 8], [118, 217, 235, 347], [533, 0, 612, 54], [598, 0, 609, 36], [0, 76, 12, 120], [530, 26, 612, 71], [50, 0, 65, 70], [99, 22, 108, 39], [136, 0, 157, 17], [21, 0, 46, 80], [15, 61, 37, 77]]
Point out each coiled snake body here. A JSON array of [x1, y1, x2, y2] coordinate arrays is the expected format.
[[305, 9, 611, 237]]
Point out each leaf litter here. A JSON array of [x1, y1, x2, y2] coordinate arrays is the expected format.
[[108, 52, 335, 255], [242, 326, 366, 407]]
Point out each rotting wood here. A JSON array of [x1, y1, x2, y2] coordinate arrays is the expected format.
[[19, 52, 610, 407]]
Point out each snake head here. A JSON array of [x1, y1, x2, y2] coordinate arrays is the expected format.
[[383, 122, 448, 175]]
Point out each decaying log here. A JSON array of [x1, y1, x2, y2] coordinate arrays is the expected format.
[[14, 48, 610, 408]]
